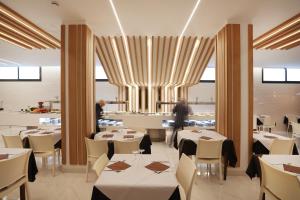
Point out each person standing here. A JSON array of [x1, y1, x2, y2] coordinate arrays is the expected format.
[[170, 99, 192, 147], [95, 99, 106, 132]]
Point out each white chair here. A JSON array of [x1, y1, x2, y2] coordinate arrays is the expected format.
[[286, 114, 299, 133], [92, 153, 109, 176], [195, 139, 223, 181], [114, 140, 139, 154], [2, 135, 23, 148], [291, 122, 300, 134], [28, 135, 60, 176], [259, 158, 300, 200], [85, 138, 108, 181], [176, 153, 197, 200], [165, 129, 172, 145], [259, 115, 276, 132], [269, 139, 295, 155], [0, 150, 31, 200]]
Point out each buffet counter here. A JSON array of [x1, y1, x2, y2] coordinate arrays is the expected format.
[[104, 112, 215, 129], [0, 111, 61, 128]]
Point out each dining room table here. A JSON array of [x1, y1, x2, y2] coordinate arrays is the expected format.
[[92, 129, 152, 159], [91, 153, 180, 200], [175, 129, 237, 180], [246, 131, 299, 179]]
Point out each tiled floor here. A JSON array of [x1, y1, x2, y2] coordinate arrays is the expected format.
[[1, 139, 262, 200]]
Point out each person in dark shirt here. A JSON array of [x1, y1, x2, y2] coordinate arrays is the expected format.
[[170, 99, 192, 147], [95, 99, 106, 132]]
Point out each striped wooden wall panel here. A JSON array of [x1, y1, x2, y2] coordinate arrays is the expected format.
[[216, 24, 241, 166], [61, 24, 95, 165]]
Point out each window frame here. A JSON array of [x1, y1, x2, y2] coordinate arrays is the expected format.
[[200, 67, 216, 83], [0, 66, 42, 82], [262, 67, 300, 84]]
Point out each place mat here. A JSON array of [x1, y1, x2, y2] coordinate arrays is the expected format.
[[283, 164, 300, 174], [0, 154, 9, 160], [145, 161, 169, 173], [192, 130, 201, 133], [199, 136, 212, 140], [123, 135, 134, 139], [107, 161, 131, 171], [102, 134, 114, 138], [127, 130, 137, 134], [263, 135, 278, 139]]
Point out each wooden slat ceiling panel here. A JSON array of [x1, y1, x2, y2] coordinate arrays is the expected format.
[[95, 36, 214, 87], [253, 13, 300, 50], [0, 2, 60, 49]]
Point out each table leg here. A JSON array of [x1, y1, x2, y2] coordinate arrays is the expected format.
[[223, 156, 228, 180], [20, 184, 26, 200]]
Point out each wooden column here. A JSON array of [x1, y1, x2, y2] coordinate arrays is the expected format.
[[61, 24, 95, 165], [216, 24, 241, 166]]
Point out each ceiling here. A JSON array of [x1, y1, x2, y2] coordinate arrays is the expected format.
[[0, 0, 299, 67]]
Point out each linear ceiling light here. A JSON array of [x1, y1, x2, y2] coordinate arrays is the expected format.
[[147, 37, 152, 112], [0, 31, 34, 49], [253, 16, 300, 46], [261, 30, 300, 49], [165, 0, 202, 102], [0, 5, 60, 47], [276, 38, 300, 49], [0, 21, 50, 48]]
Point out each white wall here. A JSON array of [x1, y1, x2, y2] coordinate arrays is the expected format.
[[95, 81, 118, 111], [254, 67, 300, 131], [188, 82, 215, 114], [0, 66, 60, 111]]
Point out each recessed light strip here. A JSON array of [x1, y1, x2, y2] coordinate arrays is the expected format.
[[277, 38, 300, 49], [0, 21, 50, 48], [0, 5, 60, 47], [253, 17, 300, 46], [147, 37, 152, 113]]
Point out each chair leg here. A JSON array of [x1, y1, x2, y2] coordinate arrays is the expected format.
[[52, 153, 56, 177], [219, 161, 223, 181], [86, 161, 90, 182], [57, 149, 61, 168], [25, 182, 30, 200], [259, 187, 265, 200]]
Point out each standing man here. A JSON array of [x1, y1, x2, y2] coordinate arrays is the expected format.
[[170, 99, 192, 148], [95, 99, 106, 132]]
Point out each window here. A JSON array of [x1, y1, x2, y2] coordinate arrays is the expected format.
[[95, 65, 108, 81], [0, 67, 18, 79], [200, 67, 215, 82], [262, 68, 285, 82], [287, 68, 300, 82], [19, 66, 41, 80], [0, 66, 41, 81], [262, 67, 300, 83]]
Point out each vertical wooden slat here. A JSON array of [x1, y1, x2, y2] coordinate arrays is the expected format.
[[248, 24, 254, 161]]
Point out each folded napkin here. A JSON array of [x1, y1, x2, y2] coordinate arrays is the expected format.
[[199, 136, 212, 140], [102, 134, 114, 138], [127, 130, 137, 134], [263, 135, 278, 139], [192, 130, 201, 133], [0, 154, 9, 160], [107, 161, 131, 171], [145, 161, 170, 173], [111, 129, 119, 133], [123, 135, 134, 139], [283, 164, 300, 174]]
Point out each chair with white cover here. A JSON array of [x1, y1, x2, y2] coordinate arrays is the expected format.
[[92, 153, 109, 176], [176, 153, 196, 200], [114, 140, 139, 154], [2, 135, 23, 148], [85, 138, 108, 181], [195, 139, 223, 181], [260, 115, 276, 132], [269, 139, 295, 155], [28, 135, 60, 176], [0, 150, 31, 200], [259, 158, 300, 200]]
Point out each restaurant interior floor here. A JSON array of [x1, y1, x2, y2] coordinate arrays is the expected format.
[[0, 136, 261, 200]]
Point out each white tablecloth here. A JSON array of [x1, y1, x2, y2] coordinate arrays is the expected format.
[[0, 148, 31, 158], [20, 127, 61, 144], [253, 131, 290, 150], [94, 129, 145, 143], [94, 154, 178, 200], [177, 129, 226, 146], [261, 155, 300, 181]]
